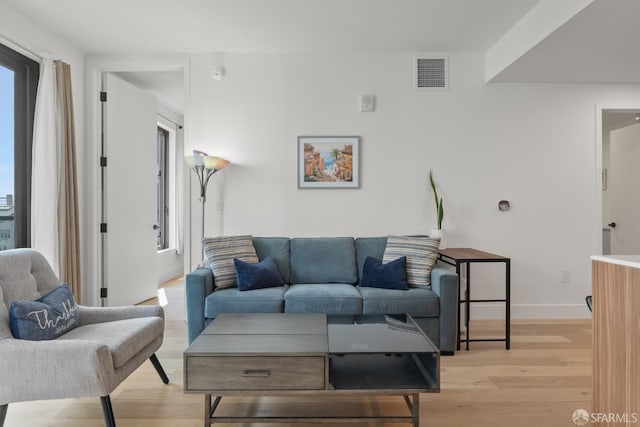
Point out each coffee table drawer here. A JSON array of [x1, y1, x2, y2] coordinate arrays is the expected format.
[[186, 356, 325, 391]]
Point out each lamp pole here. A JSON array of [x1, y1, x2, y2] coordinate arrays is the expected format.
[[185, 151, 230, 257]]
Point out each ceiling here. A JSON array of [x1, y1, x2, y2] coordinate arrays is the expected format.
[[491, 0, 640, 83], [5, 0, 538, 54], [5, 0, 640, 89], [113, 71, 185, 114], [603, 111, 640, 133]]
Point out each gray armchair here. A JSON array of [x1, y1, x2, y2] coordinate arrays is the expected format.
[[0, 249, 168, 427]]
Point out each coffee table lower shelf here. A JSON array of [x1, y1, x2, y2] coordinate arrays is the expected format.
[[204, 392, 421, 427]]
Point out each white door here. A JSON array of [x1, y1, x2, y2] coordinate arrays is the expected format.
[[608, 123, 640, 254], [102, 73, 158, 306]]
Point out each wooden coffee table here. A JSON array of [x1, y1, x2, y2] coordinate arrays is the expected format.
[[183, 313, 439, 426]]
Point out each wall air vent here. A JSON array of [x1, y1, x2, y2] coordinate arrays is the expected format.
[[415, 56, 448, 90]]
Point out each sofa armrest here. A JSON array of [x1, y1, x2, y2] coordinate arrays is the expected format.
[[77, 305, 164, 327], [185, 268, 214, 344], [0, 338, 114, 403], [431, 266, 458, 354]]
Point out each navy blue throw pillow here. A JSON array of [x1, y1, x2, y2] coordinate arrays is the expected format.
[[360, 256, 409, 290], [234, 256, 285, 291], [9, 284, 79, 340]]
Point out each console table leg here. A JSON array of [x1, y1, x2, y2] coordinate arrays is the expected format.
[[413, 393, 420, 427], [204, 394, 211, 427], [456, 262, 462, 351], [506, 259, 511, 350], [465, 263, 471, 351]]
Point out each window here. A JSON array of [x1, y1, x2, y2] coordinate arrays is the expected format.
[[156, 126, 169, 250], [0, 43, 38, 250]]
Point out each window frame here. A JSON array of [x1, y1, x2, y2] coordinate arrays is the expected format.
[[0, 43, 39, 249], [156, 125, 169, 250]]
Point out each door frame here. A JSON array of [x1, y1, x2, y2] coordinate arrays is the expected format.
[[594, 103, 640, 259], [84, 56, 191, 306]]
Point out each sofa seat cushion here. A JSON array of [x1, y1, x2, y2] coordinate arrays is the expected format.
[[57, 317, 163, 369], [359, 286, 440, 317], [205, 286, 287, 319], [284, 284, 362, 314]]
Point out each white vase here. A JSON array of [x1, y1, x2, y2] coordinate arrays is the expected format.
[[430, 228, 446, 249]]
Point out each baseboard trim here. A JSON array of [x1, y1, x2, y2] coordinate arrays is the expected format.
[[468, 304, 591, 319], [158, 266, 184, 284]]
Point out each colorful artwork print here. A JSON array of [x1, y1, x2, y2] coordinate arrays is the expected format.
[[298, 136, 359, 188]]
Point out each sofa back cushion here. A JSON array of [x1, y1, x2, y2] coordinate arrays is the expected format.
[[290, 237, 358, 284], [252, 237, 291, 283], [354, 237, 388, 282]]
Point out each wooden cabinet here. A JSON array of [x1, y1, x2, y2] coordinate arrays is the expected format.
[[592, 256, 640, 426]]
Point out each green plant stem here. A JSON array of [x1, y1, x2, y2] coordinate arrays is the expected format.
[[429, 169, 444, 229]]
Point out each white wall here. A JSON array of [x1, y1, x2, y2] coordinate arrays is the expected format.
[[0, 2, 87, 297], [187, 52, 640, 319]]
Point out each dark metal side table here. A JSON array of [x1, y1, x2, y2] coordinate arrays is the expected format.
[[437, 248, 511, 351]]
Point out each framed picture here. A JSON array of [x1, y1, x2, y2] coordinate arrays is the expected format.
[[297, 136, 360, 188]]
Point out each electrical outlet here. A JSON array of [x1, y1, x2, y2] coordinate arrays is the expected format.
[[561, 269, 571, 283]]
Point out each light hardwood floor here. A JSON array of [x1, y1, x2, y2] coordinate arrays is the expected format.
[[4, 278, 592, 427]]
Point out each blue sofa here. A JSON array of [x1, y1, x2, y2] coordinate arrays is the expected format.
[[185, 237, 459, 354]]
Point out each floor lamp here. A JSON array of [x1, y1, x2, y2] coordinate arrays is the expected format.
[[185, 150, 230, 254]]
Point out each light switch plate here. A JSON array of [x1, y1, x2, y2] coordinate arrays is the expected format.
[[360, 94, 375, 112]]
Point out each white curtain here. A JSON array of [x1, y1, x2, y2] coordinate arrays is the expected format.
[[31, 58, 60, 274]]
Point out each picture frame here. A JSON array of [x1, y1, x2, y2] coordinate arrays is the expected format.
[[297, 136, 360, 188]]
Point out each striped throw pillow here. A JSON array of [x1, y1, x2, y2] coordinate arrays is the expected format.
[[203, 235, 259, 290], [382, 236, 440, 288]]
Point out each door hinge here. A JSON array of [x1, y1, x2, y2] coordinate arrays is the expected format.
[[100, 156, 107, 167], [100, 223, 107, 233], [100, 91, 107, 102], [100, 288, 108, 298]]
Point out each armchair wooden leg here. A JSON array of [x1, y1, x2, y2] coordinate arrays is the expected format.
[[150, 353, 169, 384], [0, 404, 8, 427], [100, 395, 116, 427]]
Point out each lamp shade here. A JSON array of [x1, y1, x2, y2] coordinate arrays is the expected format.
[[184, 154, 198, 167], [185, 151, 229, 171], [204, 156, 230, 171]]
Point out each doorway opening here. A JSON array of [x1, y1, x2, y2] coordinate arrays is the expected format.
[[86, 58, 188, 306], [600, 109, 640, 255]]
